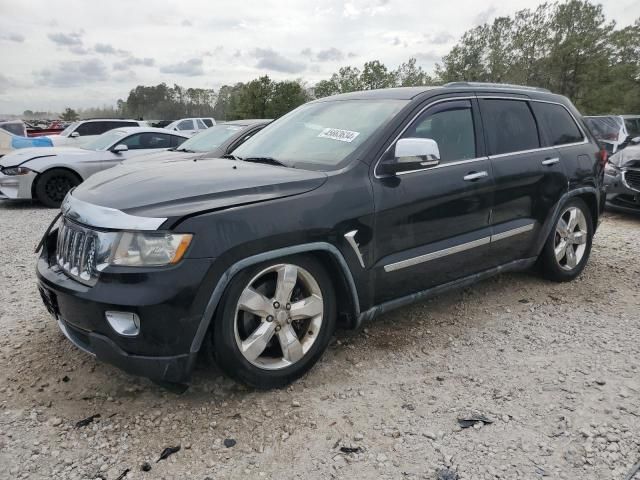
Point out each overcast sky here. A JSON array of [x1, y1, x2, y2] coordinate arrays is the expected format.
[[0, 0, 638, 114]]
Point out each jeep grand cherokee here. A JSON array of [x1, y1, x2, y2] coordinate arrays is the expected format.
[[36, 83, 606, 388]]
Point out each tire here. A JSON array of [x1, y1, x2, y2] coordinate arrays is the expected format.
[[211, 254, 336, 389], [34, 169, 81, 208], [540, 198, 593, 282]]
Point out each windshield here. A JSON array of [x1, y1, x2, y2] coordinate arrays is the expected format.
[[178, 124, 244, 152], [60, 122, 79, 137], [232, 99, 408, 169], [82, 130, 127, 151], [583, 116, 624, 141]]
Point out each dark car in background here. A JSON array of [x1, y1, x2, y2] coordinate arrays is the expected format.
[[36, 83, 605, 389], [123, 119, 271, 166], [604, 137, 640, 213]]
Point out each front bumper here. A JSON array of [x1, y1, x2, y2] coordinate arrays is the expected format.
[[0, 170, 36, 199], [36, 233, 218, 383], [605, 171, 640, 213]]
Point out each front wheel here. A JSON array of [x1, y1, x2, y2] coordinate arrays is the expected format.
[[540, 198, 593, 282], [211, 255, 336, 389], [34, 169, 81, 208]]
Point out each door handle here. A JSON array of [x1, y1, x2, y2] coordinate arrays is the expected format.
[[463, 171, 488, 181], [542, 157, 560, 166]]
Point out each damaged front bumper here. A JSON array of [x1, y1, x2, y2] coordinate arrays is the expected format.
[[0, 169, 37, 199], [605, 168, 640, 213]]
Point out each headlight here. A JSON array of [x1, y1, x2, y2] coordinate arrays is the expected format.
[[110, 232, 193, 267], [1, 166, 32, 176], [604, 162, 620, 176]]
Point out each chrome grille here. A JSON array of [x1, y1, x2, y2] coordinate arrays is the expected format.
[[56, 219, 98, 284], [623, 169, 640, 192]]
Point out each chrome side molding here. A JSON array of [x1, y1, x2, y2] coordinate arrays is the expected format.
[[344, 230, 366, 268], [384, 222, 535, 272]]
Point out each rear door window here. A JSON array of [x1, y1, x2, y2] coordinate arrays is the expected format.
[[479, 99, 540, 155], [531, 102, 583, 146], [177, 120, 194, 131], [202, 119, 214, 127], [196, 119, 207, 129], [120, 133, 175, 150]]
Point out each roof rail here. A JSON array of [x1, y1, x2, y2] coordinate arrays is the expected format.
[[444, 81, 551, 93]]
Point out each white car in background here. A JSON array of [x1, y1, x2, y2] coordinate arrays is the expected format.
[[164, 117, 216, 136], [0, 127, 187, 207], [46, 119, 147, 147]]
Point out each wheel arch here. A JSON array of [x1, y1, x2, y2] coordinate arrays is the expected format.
[[189, 242, 361, 356], [534, 187, 599, 256], [31, 166, 83, 199]]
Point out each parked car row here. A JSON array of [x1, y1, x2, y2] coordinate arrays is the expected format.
[[33, 82, 609, 389], [0, 121, 270, 206]]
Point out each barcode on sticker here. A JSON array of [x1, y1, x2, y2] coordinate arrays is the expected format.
[[317, 128, 360, 143]]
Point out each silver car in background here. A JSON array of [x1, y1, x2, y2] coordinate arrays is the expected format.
[[0, 127, 188, 207]]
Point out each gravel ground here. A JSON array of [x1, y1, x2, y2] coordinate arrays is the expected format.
[[0, 200, 639, 480]]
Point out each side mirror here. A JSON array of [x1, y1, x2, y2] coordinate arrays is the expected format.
[[631, 136, 640, 145], [70, 132, 80, 138], [112, 144, 129, 153], [379, 138, 440, 175]]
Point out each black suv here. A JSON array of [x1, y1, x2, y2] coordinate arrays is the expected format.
[[36, 83, 605, 388]]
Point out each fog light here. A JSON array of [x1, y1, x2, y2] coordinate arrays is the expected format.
[[105, 311, 140, 336]]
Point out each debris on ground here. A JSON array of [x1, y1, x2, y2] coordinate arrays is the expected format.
[[141, 462, 152, 472], [340, 446, 363, 454], [114, 468, 130, 480], [436, 467, 459, 480], [157, 445, 181, 462], [457, 414, 493, 429], [223, 438, 237, 448], [75, 413, 101, 428]]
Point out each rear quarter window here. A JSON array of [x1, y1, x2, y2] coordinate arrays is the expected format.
[[531, 102, 583, 146], [479, 99, 540, 155]]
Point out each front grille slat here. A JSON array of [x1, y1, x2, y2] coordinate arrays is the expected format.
[[624, 170, 640, 192], [55, 219, 99, 285]]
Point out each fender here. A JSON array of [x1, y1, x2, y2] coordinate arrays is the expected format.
[[534, 186, 599, 255], [188, 242, 360, 355]]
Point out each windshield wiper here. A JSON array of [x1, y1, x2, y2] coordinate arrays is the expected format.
[[221, 153, 240, 160], [176, 148, 196, 153], [242, 156, 289, 167]]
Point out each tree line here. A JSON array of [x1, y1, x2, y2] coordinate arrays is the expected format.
[[56, 0, 638, 122]]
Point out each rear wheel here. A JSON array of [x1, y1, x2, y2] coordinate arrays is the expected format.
[[211, 255, 336, 389], [34, 169, 81, 208], [540, 198, 593, 282]]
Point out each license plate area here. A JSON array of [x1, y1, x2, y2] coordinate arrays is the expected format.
[[38, 286, 59, 317]]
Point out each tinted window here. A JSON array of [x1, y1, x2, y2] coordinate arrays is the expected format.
[[177, 120, 194, 131], [402, 101, 476, 162], [196, 119, 207, 129], [202, 119, 214, 127], [625, 118, 640, 137], [75, 122, 97, 136], [170, 135, 186, 147], [531, 102, 583, 146], [120, 133, 174, 150], [112, 121, 138, 129], [480, 99, 540, 155]]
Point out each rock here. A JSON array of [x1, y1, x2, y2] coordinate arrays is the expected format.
[[354, 433, 364, 441], [49, 417, 62, 427]]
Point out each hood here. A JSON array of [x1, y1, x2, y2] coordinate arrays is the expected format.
[[122, 149, 206, 165], [610, 144, 640, 169], [72, 158, 328, 220], [0, 146, 85, 167]]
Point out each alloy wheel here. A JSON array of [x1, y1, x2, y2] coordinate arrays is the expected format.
[[233, 264, 323, 370], [45, 175, 74, 203], [554, 206, 588, 271]]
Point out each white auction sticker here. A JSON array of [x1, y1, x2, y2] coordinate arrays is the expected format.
[[317, 128, 360, 143]]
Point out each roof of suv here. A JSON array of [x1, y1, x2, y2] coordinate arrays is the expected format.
[[314, 82, 566, 103]]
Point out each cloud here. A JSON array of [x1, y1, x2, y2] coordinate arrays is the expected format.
[[159, 58, 204, 76], [300, 47, 313, 57], [474, 6, 497, 25], [69, 45, 90, 55], [428, 32, 455, 45], [113, 56, 156, 71], [343, 0, 390, 18], [392, 36, 402, 46], [181, 19, 192, 26], [1, 33, 24, 43], [0, 74, 14, 94], [47, 31, 83, 46], [348, 52, 358, 58], [95, 43, 128, 56], [252, 48, 305, 73], [316, 47, 344, 62], [36, 58, 108, 87], [414, 51, 441, 63]]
